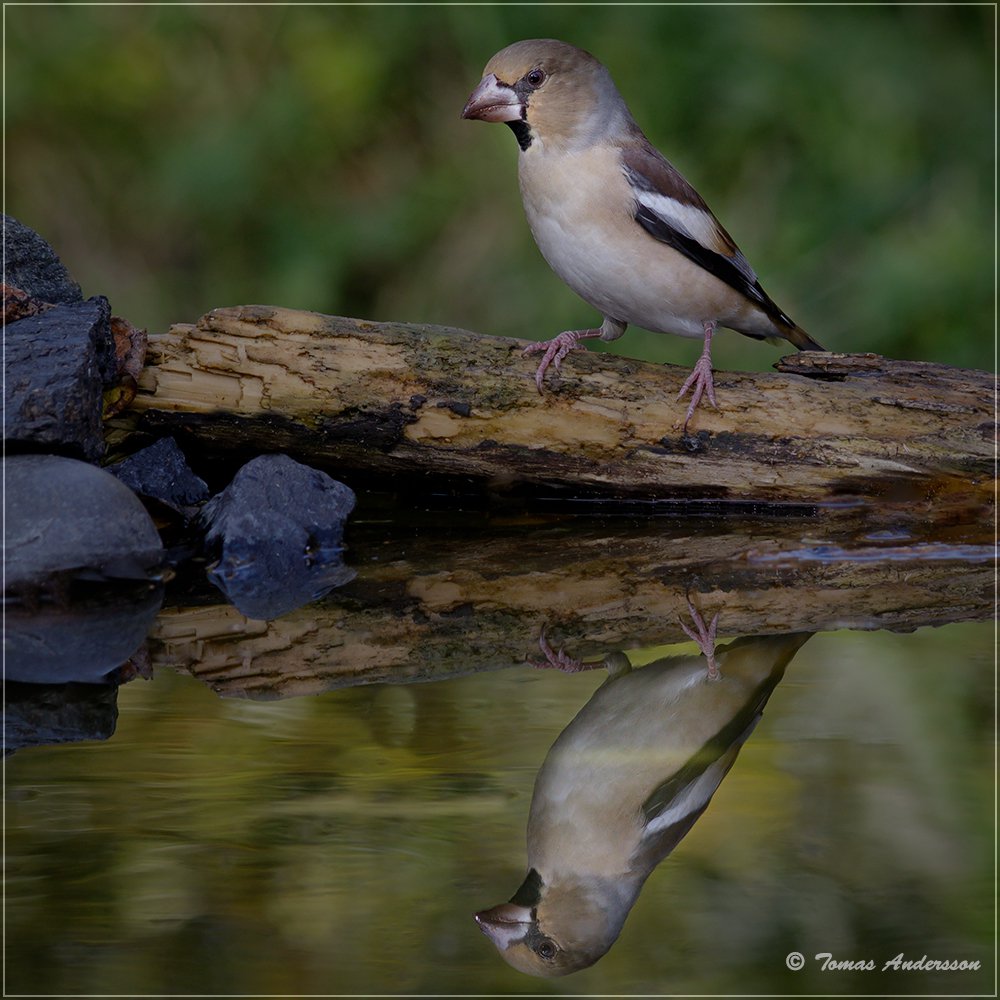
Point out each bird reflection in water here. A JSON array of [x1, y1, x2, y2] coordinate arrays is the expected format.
[[475, 606, 811, 977]]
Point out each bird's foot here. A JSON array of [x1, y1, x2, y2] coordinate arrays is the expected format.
[[677, 354, 718, 431], [527, 627, 596, 672], [680, 599, 721, 680], [677, 320, 719, 432], [522, 328, 597, 393]]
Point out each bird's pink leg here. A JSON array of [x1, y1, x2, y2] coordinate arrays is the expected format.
[[680, 599, 721, 680], [527, 627, 600, 673], [521, 328, 600, 393], [521, 317, 626, 393], [677, 320, 719, 430]]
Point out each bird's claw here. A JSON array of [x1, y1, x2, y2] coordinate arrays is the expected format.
[[680, 599, 721, 680], [677, 354, 718, 430], [528, 627, 593, 672], [522, 330, 591, 393]]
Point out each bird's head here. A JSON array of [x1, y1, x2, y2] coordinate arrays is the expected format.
[[461, 39, 630, 151], [474, 867, 632, 978]]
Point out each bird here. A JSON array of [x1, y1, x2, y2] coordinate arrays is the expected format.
[[461, 39, 825, 429], [474, 615, 812, 977]]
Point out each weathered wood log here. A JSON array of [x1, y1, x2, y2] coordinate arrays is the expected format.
[[112, 305, 993, 512], [151, 522, 991, 700]]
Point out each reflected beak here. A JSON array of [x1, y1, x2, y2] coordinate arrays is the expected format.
[[461, 74, 524, 123], [474, 901, 532, 949]]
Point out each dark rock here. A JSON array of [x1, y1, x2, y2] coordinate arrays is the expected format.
[[2, 214, 82, 305], [4, 296, 113, 461], [4, 682, 119, 754], [200, 454, 356, 619], [109, 436, 210, 515], [4, 454, 165, 594], [4, 587, 161, 686]]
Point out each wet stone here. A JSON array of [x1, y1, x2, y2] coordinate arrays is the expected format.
[[109, 436, 210, 516], [4, 296, 113, 461], [2, 214, 83, 305], [4, 454, 165, 594], [4, 587, 162, 686], [3, 682, 119, 755], [200, 454, 356, 620]]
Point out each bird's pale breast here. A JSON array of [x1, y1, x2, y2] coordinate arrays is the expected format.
[[518, 143, 755, 337]]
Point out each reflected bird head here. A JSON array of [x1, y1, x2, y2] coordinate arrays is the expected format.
[[474, 868, 631, 977]]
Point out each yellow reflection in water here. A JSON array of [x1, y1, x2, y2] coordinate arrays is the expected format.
[[5, 623, 993, 995]]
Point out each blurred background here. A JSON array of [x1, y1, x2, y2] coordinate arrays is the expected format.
[[5, 5, 994, 373]]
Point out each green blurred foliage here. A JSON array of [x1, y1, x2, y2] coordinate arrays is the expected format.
[[6, 6, 993, 372]]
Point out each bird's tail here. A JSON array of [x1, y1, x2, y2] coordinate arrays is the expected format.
[[776, 319, 825, 352]]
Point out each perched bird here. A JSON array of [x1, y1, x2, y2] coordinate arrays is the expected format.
[[475, 620, 812, 977], [462, 39, 824, 428]]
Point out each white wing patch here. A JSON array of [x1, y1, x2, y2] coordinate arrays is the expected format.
[[634, 192, 716, 251], [632, 189, 759, 287], [643, 755, 732, 836]]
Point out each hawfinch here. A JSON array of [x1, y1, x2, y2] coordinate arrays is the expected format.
[[475, 628, 812, 977], [462, 39, 825, 427]]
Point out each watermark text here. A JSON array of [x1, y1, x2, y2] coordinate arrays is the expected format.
[[784, 951, 981, 973]]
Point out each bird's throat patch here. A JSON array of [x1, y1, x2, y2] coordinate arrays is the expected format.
[[505, 119, 533, 151], [509, 867, 544, 907]]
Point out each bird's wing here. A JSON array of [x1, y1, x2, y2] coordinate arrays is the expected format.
[[621, 142, 789, 321], [630, 667, 785, 871]]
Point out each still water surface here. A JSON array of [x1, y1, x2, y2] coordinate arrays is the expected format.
[[5, 614, 993, 995]]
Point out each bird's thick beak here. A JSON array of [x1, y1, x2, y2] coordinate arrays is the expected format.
[[461, 74, 524, 123], [474, 902, 532, 949]]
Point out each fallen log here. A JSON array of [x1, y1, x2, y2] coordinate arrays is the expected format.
[[151, 521, 991, 700], [111, 305, 993, 512]]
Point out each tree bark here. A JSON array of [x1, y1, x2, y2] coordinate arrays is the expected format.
[[112, 305, 993, 512]]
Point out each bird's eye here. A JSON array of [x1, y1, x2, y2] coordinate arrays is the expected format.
[[536, 939, 558, 960], [525, 68, 546, 88]]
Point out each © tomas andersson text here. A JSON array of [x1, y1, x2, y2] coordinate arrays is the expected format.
[[814, 952, 982, 972]]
